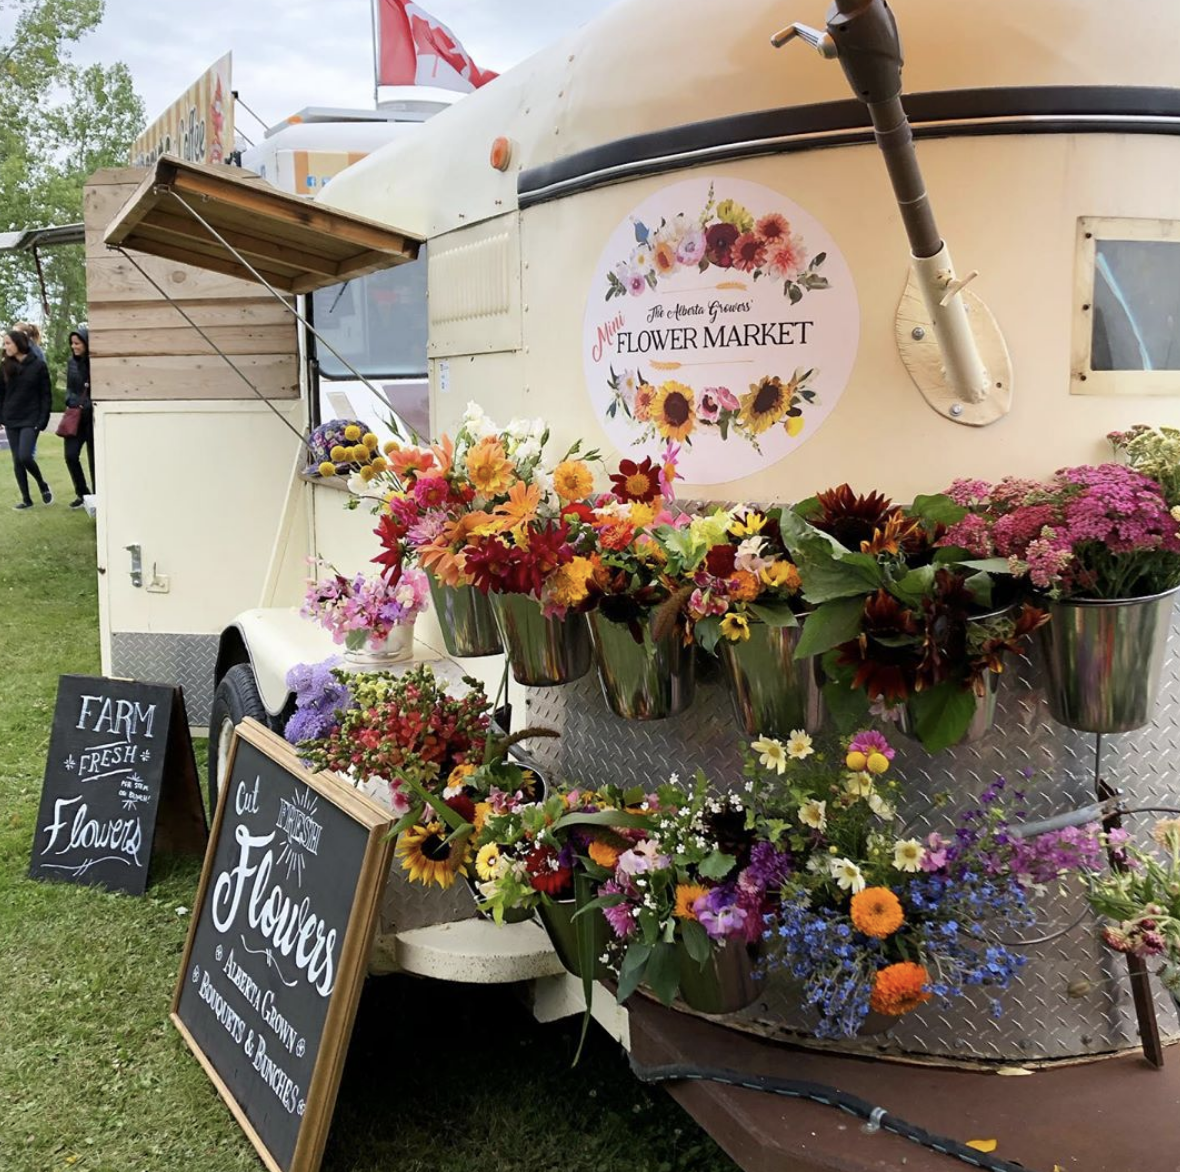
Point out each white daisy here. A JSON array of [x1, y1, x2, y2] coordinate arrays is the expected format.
[[785, 730, 814, 760], [798, 799, 827, 832], [752, 736, 788, 775], [868, 792, 896, 820], [893, 839, 926, 873], [830, 857, 866, 893], [844, 771, 874, 798]]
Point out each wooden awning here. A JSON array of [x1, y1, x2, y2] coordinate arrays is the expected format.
[[103, 156, 420, 295]]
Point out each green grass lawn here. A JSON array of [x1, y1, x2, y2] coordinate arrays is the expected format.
[[0, 447, 738, 1172]]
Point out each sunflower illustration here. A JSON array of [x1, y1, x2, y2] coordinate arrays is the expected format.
[[396, 822, 468, 889], [650, 380, 696, 441], [738, 374, 794, 436]]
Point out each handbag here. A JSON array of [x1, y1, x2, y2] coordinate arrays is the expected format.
[[55, 406, 82, 438]]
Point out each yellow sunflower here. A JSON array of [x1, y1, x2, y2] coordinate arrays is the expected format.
[[650, 380, 696, 442], [396, 822, 467, 889], [739, 375, 792, 436]]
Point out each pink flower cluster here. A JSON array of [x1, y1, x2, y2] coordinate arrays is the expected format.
[[942, 465, 1180, 595], [302, 564, 429, 648]]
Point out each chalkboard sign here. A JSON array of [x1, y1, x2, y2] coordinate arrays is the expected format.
[[29, 674, 207, 894], [172, 719, 394, 1172]]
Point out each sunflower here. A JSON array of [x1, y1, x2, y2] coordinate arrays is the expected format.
[[466, 437, 516, 496], [675, 883, 710, 920], [554, 459, 595, 501], [720, 613, 750, 642], [850, 887, 905, 939], [861, 509, 925, 557], [396, 822, 467, 889], [650, 381, 696, 442], [835, 590, 919, 704], [811, 484, 896, 551], [738, 375, 791, 436], [870, 961, 931, 1016], [610, 457, 661, 503]]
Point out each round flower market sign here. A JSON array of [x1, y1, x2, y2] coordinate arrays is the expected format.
[[583, 176, 859, 485]]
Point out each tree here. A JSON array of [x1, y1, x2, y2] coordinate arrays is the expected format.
[[0, 0, 144, 398]]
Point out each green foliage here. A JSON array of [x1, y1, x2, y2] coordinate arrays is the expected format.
[[1, 0, 145, 397]]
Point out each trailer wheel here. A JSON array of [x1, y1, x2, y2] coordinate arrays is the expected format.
[[207, 663, 268, 821]]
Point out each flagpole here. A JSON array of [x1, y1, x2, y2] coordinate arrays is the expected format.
[[369, 0, 380, 106]]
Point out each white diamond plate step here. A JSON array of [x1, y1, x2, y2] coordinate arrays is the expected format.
[[385, 919, 567, 983]]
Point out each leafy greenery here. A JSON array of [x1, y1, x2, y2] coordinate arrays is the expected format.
[[1, 0, 145, 404], [0, 448, 736, 1172]]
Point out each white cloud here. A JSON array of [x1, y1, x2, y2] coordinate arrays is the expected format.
[[71, 0, 617, 133]]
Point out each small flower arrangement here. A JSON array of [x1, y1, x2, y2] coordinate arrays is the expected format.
[[304, 418, 385, 479], [585, 772, 792, 1007], [942, 462, 1180, 600], [1085, 817, 1180, 997], [657, 503, 804, 650], [779, 485, 1044, 752], [301, 561, 429, 651], [754, 731, 1091, 1038]]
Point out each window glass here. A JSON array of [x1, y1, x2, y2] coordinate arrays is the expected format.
[[311, 249, 428, 379], [1091, 239, 1180, 371]]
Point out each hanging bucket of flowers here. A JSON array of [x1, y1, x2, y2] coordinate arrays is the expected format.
[[537, 898, 612, 980], [489, 592, 593, 686], [676, 938, 765, 1015], [1039, 586, 1180, 733], [426, 574, 503, 658], [719, 618, 825, 737], [587, 608, 695, 721]]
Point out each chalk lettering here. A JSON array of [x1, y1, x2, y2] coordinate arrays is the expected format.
[[40, 795, 143, 865]]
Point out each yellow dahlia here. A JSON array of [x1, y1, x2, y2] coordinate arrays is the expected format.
[[466, 437, 516, 495]]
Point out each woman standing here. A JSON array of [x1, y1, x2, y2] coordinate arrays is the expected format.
[[63, 325, 94, 506], [1, 328, 53, 510]]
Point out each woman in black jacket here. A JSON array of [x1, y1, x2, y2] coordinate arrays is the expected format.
[[63, 325, 94, 506], [1, 328, 53, 510]]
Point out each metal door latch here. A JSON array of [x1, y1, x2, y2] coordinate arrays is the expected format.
[[125, 543, 143, 588]]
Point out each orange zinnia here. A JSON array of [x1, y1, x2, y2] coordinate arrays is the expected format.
[[850, 887, 905, 939], [728, 570, 761, 602], [587, 840, 621, 869], [870, 962, 931, 1017], [674, 883, 710, 920]]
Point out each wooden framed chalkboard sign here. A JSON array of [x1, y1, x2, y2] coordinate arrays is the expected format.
[[172, 718, 395, 1172], [29, 674, 207, 894]]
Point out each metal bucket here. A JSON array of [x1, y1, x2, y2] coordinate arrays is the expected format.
[[536, 899, 611, 980], [587, 610, 696, 721], [676, 939, 765, 1015], [718, 619, 824, 737], [1038, 586, 1180, 733], [489, 592, 592, 686], [896, 668, 1002, 745], [426, 575, 503, 658]]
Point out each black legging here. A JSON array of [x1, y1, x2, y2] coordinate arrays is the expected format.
[[63, 410, 94, 497], [6, 426, 48, 504]]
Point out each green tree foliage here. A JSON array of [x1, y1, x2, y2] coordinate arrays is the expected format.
[[0, 0, 144, 398]]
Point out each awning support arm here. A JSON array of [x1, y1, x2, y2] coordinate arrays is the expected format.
[[114, 246, 312, 453], [165, 187, 408, 439], [30, 245, 51, 320]]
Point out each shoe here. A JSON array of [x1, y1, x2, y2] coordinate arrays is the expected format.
[[12, 501, 32, 511], [69, 497, 85, 509], [41, 488, 53, 504]]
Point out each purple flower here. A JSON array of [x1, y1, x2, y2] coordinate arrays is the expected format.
[[695, 887, 748, 941], [741, 841, 793, 894], [616, 839, 669, 876]]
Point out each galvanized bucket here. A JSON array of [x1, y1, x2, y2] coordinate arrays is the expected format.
[[1038, 585, 1180, 733], [896, 667, 1002, 745], [426, 574, 503, 658], [537, 898, 611, 980], [718, 618, 824, 737], [489, 592, 592, 686], [587, 609, 696, 721], [676, 939, 765, 1015], [342, 621, 416, 666]]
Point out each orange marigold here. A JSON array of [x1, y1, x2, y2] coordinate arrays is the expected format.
[[869, 961, 931, 1017], [546, 556, 596, 609], [587, 840, 621, 869], [554, 459, 595, 502], [674, 883, 710, 920], [728, 569, 761, 602], [850, 887, 905, 939]]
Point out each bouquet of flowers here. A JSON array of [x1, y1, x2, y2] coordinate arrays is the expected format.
[[1085, 816, 1180, 998], [304, 418, 385, 479], [942, 463, 1180, 600], [1110, 423, 1180, 508], [656, 503, 804, 651], [585, 772, 792, 1007], [301, 561, 429, 651], [754, 730, 1095, 1038], [779, 484, 1045, 751]]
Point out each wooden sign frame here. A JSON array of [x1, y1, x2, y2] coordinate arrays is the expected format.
[[171, 718, 394, 1172]]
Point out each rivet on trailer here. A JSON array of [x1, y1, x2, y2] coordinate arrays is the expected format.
[[72, 1, 1180, 1169]]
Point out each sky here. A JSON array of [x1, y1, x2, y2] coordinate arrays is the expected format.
[[69, 0, 619, 136]]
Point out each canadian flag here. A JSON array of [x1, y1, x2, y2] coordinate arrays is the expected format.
[[376, 0, 499, 92]]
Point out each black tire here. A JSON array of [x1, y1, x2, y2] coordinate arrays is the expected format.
[[207, 663, 268, 822]]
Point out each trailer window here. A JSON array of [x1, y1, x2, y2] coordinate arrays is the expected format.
[[312, 250, 428, 379], [1073, 218, 1180, 396]]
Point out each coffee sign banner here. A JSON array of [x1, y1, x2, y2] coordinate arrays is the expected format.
[[172, 720, 394, 1172], [131, 52, 233, 168], [29, 675, 207, 895], [584, 176, 860, 485]]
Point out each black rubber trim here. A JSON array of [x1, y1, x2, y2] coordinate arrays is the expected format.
[[518, 85, 1180, 207]]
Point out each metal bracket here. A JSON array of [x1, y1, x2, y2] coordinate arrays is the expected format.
[[125, 543, 143, 588]]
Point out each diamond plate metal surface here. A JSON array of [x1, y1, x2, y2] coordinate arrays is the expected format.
[[110, 631, 219, 725], [524, 605, 1180, 1062]]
